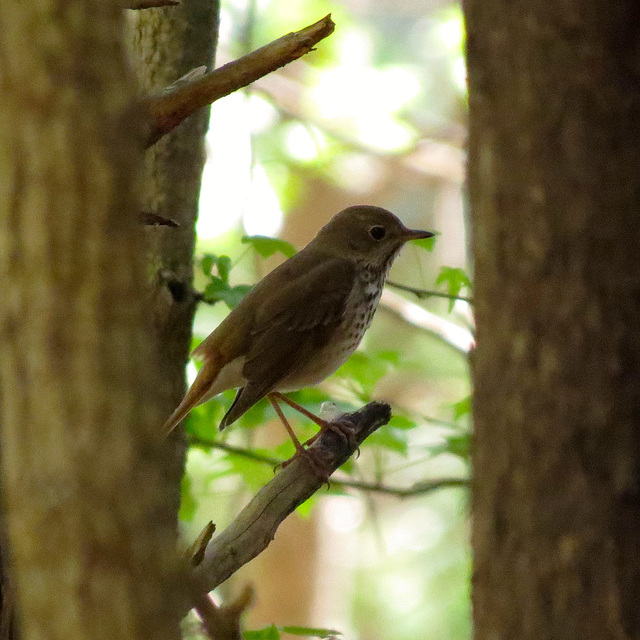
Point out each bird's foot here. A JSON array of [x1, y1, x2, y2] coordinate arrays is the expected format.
[[304, 416, 359, 456], [270, 392, 359, 454], [279, 447, 333, 484]]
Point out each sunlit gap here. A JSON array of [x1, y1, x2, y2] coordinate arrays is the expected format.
[[197, 92, 284, 240]]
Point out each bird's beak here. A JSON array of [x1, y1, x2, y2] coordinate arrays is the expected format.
[[402, 228, 435, 242]]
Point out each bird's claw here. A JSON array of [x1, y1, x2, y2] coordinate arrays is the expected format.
[[274, 416, 359, 483], [324, 417, 358, 451]]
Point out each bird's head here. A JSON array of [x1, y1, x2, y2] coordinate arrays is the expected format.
[[313, 205, 434, 267]]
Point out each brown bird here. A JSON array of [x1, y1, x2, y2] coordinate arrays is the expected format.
[[162, 205, 434, 453]]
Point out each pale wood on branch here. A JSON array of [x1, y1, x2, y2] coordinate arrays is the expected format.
[[145, 14, 335, 146], [186, 402, 391, 611]]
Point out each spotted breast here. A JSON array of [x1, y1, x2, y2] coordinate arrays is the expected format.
[[279, 260, 391, 391]]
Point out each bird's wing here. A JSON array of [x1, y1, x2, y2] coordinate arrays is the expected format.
[[219, 257, 355, 427]]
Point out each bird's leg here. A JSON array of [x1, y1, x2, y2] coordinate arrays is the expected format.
[[268, 394, 330, 479], [269, 392, 358, 451], [267, 394, 305, 454]]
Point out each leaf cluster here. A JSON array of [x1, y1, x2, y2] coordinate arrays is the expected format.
[[244, 625, 340, 640]]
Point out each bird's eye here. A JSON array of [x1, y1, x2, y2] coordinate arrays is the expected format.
[[369, 225, 386, 240]]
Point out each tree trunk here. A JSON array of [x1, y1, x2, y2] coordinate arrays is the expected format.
[[126, 1, 220, 525], [465, 2, 640, 639], [0, 3, 184, 640], [0, 532, 17, 640], [128, 0, 219, 423]]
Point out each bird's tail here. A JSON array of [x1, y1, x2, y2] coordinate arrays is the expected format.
[[162, 358, 219, 437]]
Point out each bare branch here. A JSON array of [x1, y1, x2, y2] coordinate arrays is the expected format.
[[386, 280, 473, 304], [349, 476, 468, 498], [189, 438, 468, 497], [186, 402, 391, 607], [145, 14, 335, 146], [380, 290, 475, 354], [126, 0, 180, 8], [188, 521, 216, 568], [194, 587, 254, 640], [188, 439, 281, 465]]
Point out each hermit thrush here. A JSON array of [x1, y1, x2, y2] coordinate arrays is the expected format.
[[162, 205, 433, 450]]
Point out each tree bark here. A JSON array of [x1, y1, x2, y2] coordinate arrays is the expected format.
[[465, 2, 640, 639], [0, 532, 17, 640], [128, 0, 219, 412], [127, 0, 220, 517], [0, 3, 184, 640]]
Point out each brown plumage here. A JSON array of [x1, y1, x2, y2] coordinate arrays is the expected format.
[[162, 205, 433, 437]]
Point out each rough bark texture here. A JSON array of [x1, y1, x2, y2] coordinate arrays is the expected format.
[[0, 3, 184, 640], [128, 0, 219, 409], [126, 0, 220, 513], [465, 2, 640, 639], [0, 533, 16, 640]]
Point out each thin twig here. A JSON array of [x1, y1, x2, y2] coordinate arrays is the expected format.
[[189, 438, 468, 498], [386, 280, 473, 304], [188, 521, 216, 567], [145, 14, 335, 146], [380, 290, 475, 354], [189, 439, 280, 465], [194, 587, 254, 640]]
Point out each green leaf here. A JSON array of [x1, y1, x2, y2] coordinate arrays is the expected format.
[[444, 433, 470, 459], [185, 398, 227, 439], [242, 235, 297, 259], [413, 233, 439, 252], [367, 427, 408, 455], [217, 284, 253, 309], [228, 455, 274, 492], [430, 432, 471, 460], [295, 493, 319, 518], [237, 394, 269, 429], [337, 456, 355, 475], [217, 255, 232, 284], [376, 350, 401, 365], [178, 474, 197, 522], [436, 266, 472, 311], [204, 276, 227, 299], [334, 351, 389, 398], [244, 625, 281, 640], [201, 253, 216, 276], [388, 414, 417, 430], [451, 395, 471, 421], [281, 626, 342, 638]]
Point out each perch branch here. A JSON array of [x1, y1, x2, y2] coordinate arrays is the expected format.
[[185, 402, 391, 610], [145, 14, 335, 146], [386, 280, 473, 304]]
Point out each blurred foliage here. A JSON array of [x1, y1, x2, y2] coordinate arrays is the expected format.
[[244, 625, 341, 640], [437, 267, 472, 310], [241, 235, 297, 258], [182, 0, 471, 639]]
